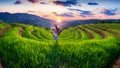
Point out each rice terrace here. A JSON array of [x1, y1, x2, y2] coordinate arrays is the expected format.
[[0, 0, 120, 68], [0, 22, 120, 68]]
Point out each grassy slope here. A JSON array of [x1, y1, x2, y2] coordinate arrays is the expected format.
[[0, 23, 120, 68]]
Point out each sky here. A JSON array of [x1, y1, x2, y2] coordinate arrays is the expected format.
[[0, 0, 120, 21]]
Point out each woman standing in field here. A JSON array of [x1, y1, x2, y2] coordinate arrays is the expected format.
[[53, 23, 59, 44], [52, 19, 62, 43]]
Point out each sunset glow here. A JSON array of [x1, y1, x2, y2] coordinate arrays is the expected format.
[[57, 19, 62, 23], [0, 0, 120, 21]]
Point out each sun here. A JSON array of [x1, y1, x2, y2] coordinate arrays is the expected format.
[[57, 19, 62, 24]]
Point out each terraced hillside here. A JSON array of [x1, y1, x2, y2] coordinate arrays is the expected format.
[[0, 23, 120, 68]]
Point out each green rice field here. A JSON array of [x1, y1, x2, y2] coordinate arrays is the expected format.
[[0, 23, 120, 68]]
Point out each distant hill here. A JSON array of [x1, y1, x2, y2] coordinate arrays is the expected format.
[[0, 12, 54, 28], [60, 19, 120, 29], [0, 12, 120, 29]]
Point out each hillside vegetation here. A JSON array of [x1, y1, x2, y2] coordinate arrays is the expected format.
[[0, 22, 120, 68]]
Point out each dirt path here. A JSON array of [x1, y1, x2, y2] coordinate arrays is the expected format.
[[107, 29, 120, 38], [76, 28, 82, 39], [31, 29, 34, 35], [92, 25, 120, 38], [18, 29, 23, 36], [3, 26, 11, 32], [0, 31, 3, 37], [79, 27, 95, 39], [0, 26, 12, 37], [84, 26, 108, 39]]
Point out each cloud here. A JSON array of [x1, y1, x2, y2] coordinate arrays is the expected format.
[[52, 12, 74, 17], [52, 12, 58, 16], [68, 8, 82, 11], [80, 10, 94, 17], [40, 2, 46, 4], [28, 10, 36, 13], [53, 0, 78, 7], [14, 0, 80, 6], [43, 15, 49, 17], [101, 8, 117, 16], [68, 8, 94, 17], [14, 0, 22, 4], [88, 2, 98, 5], [60, 12, 74, 17], [28, 0, 38, 3]]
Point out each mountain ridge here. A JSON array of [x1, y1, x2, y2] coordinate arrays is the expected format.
[[0, 12, 120, 29], [60, 19, 120, 29], [0, 12, 54, 28]]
